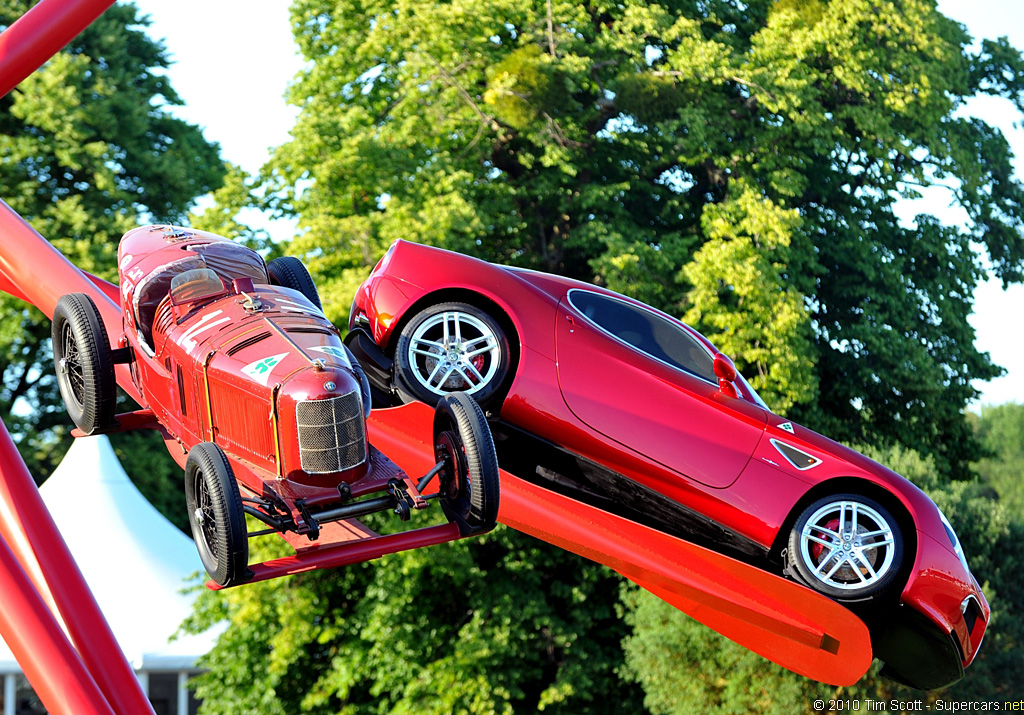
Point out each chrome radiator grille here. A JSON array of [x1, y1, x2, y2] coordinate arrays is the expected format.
[[295, 391, 366, 473]]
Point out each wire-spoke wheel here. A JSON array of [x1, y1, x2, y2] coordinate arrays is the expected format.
[[51, 293, 116, 434], [787, 493, 904, 601], [433, 392, 500, 535], [184, 442, 249, 587], [396, 302, 510, 409]]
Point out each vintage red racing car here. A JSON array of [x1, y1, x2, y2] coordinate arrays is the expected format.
[[51, 227, 499, 588], [346, 239, 988, 690]]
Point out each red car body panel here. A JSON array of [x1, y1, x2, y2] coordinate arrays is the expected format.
[[112, 227, 479, 572], [349, 239, 989, 688]]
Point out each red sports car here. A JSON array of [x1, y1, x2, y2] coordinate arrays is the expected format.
[[346, 239, 988, 690], [51, 226, 499, 588]]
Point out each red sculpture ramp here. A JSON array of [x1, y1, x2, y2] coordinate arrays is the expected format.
[[367, 402, 873, 687]]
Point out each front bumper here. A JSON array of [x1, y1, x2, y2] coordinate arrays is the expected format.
[[875, 530, 989, 690]]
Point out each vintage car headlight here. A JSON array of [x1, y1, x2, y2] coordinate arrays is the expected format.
[[937, 508, 971, 574]]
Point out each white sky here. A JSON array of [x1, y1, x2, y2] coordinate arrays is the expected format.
[[126, 0, 1023, 407]]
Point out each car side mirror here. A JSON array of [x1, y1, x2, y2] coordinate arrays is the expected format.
[[714, 353, 739, 398]]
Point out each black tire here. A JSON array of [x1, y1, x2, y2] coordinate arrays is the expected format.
[[433, 392, 500, 535], [51, 293, 116, 435], [344, 344, 372, 417], [787, 493, 904, 602], [395, 302, 510, 410], [268, 256, 322, 309], [184, 442, 249, 587]]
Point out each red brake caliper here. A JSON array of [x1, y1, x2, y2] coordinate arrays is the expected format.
[[810, 518, 841, 564]]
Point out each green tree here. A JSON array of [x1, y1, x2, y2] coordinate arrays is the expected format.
[[201, 0, 1024, 710], [268, 0, 1024, 478], [184, 527, 645, 714], [0, 1, 224, 483], [970, 403, 1024, 515]]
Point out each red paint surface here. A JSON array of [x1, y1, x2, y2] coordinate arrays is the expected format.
[[367, 402, 872, 686], [352, 239, 990, 675], [0, 421, 153, 714], [0, 0, 115, 98], [211, 522, 463, 590], [0, 531, 114, 715]]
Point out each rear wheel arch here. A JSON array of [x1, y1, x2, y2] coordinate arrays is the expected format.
[[386, 288, 520, 359], [387, 288, 521, 406]]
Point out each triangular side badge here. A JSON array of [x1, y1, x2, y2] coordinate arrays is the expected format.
[[778, 422, 795, 433]]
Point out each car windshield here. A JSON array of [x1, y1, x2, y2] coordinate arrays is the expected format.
[[170, 268, 226, 305]]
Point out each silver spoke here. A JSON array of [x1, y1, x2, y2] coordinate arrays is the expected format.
[[463, 335, 495, 351], [433, 365, 457, 388], [859, 537, 894, 552], [412, 337, 446, 351], [462, 360, 485, 383], [853, 550, 877, 581], [805, 533, 837, 549], [425, 359, 445, 386], [453, 365, 477, 387], [858, 528, 891, 539], [465, 344, 496, 359], [813, 548, 841, 575], [821, 554, 847, 581], [813, 524, 842, 539]]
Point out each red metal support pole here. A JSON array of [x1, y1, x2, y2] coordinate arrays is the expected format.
[[0, 200, 142, 404], [0, 532, 115, 715], [0, 420, 155, 715], [0, 0, 116, 98]]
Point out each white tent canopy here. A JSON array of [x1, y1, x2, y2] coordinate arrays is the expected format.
[[0, 435, 219, 674]]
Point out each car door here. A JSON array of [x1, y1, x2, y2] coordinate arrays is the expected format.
[[555, 290, 767, 489]]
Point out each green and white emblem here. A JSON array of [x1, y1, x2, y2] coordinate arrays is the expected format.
[[242, 352, 289, 386]]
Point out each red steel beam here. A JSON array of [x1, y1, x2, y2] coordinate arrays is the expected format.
[[0, 199, 141, 404], [367, 402, 873, 687], [0, 0, 116, 98], [0, 532, 114, 715], [210, 522, 464, 590], [0, 2, 151, 711], [0, 420, 155, 715]]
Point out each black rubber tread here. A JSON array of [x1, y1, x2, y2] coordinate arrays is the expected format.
[[395, 301, 511, 410], [433, 392, 500, 535], [184, 442, 249, 587], [51, 293, 117, 434], [344, 343, 372, 417], [787, 492, 904, 602], [267, 256, 322, 309]]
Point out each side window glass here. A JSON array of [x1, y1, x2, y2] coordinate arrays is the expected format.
[[568, 290, 716, 383]]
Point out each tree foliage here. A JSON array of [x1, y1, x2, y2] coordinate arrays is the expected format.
[[268, 0, 1024, 478], [177, 0, 1024, 710], [184, 526, 644, 714], [0, 1, 224, 481], [970, 403, 1024, 516]]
